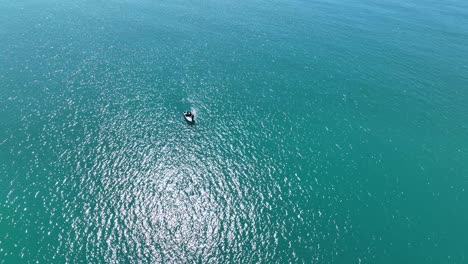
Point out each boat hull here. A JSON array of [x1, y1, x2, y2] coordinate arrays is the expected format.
[[183, 112, 195, 123]]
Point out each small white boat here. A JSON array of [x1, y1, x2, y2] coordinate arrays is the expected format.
[[183, 111, 195, 123]]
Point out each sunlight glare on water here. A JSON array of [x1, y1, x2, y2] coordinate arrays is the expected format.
[[1, 0, 468, 263]]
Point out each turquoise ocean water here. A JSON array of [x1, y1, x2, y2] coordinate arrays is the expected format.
[[1, 0, 468, 262]]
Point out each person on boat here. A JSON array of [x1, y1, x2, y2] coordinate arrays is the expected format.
[[185, 112, 192, 117]]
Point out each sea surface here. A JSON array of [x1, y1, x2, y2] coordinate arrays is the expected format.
[[1, 0, 468, 263]]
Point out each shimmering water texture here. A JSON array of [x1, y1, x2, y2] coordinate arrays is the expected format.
[[1, 0, 468, 263]]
